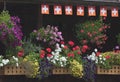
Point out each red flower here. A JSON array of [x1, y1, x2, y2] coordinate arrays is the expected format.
[[81, 48, 86, 53], [64, 45, 68, 49], [75, 46, 80, 50], [40, 50, 45, 54], [18, 50, 24, 57], [77, 51, 81, 55], [46, 48, 51, 53], [105, 55, 111, 59], [47, 54, 52, 58], [40, 50, 45, 58], [68, 41, 74, 46], [60, 41, 65, 44], [67, 53, 74, 57], [96, 52, 101, 57], [40, 54, 45, 58], [82, 45, 88, 50]]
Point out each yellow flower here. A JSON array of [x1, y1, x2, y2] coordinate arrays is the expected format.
[[69, 59, 83, 78]]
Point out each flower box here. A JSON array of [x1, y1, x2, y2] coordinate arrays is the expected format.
[[52, 67, 71, 74], [0, 65, 26, 75], [96, 65, 120, 75]]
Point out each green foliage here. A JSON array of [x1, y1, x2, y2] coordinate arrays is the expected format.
[[97, 52, 120, 69], [75, 17, 110, 50], [22, 52, 40, 78], [0, 10, 13, 28], [22, 37, 41, 56]]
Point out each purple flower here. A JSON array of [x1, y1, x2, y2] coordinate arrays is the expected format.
[[54, 27, 58, 32], [0, 15, 23, 47]]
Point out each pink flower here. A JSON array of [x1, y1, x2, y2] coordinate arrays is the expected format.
[[68, 41, 74, 46], [92, 23, 95, 26], [80, 30, 84, 33], [82, 40, 87, 44], [72, 47, 76, 51]]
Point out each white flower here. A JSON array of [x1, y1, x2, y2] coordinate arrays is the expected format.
[[100, 61, 103, 64], [55, 48, 62, 52], [51, 60, 56, 64], [94, 48, 98, 52], [56, 43, 60, 49], [61, 44, 64, 48], [99, 57, 102, 60], [12, 56, 18, 62], [99, 55, 102, 57], [95, 59, 98, 64], [103, 58, 106, 61], [54, 51, 60, 55], [87, 52, 96, 61], [0, 63, 3, 67], [16, 63, 19, 67], [2, 59, 9, 65], [0, 55, 2, 58], [51, 52, 55, 55], [60, 57, 67, 62]]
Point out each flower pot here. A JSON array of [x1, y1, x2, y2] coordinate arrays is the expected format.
[[52, 67, 71, 74], [96, 65, 120, 75], [0, 65, 26, 75]]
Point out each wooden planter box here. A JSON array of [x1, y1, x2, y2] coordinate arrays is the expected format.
[[52, 67, 71, 74], [0, 65, 26, 75], [96, 65, 120, 75]]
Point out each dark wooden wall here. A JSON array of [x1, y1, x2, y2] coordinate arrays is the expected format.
[[0, 2, 120, 82], [0, 75, 120, 82]]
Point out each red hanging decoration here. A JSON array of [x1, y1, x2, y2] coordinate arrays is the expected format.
[[41, 4, 49, 14], [65, 5, 73, 15], [77, 6, 84, 16], [111, 7, 119, 17], [88, 6, 96, 16], [100, 6, 107, 17], [54, 5, 62, 15]]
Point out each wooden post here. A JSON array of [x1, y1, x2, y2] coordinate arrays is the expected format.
[[38, 3, 43, 27]]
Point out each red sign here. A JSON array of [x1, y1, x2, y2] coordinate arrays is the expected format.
[[100, 6, 107, 17], [88, 6, 96, 16], [41, 4, 49, 14], [77, 6, 84, 16], [111, 7, 118, 17], [54, 5, 62, 15], [65, 6, 73, 15]]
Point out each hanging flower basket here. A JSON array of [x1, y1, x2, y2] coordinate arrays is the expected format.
[[96, 65, 120, 75], [0, 65, 26, 75], [52, 67, 71, 74]]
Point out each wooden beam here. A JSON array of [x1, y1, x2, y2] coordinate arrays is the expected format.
[[0, 0, 120, 7]]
